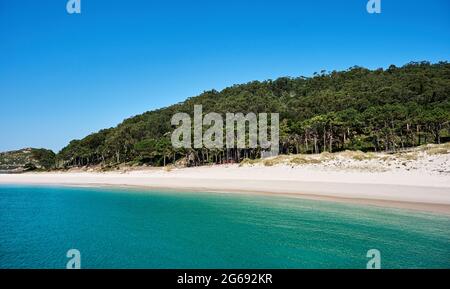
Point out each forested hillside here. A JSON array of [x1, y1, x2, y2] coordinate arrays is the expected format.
[[56, 61, 450, 168], [0, 148, 55, 173]]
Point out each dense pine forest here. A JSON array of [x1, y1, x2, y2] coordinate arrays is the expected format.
[[56, 61, 450, 168]]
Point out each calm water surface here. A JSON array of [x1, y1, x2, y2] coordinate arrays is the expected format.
[[0, 185, 449, 268]]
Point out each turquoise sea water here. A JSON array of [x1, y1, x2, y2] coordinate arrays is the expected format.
[[0, 185, 449, 269]]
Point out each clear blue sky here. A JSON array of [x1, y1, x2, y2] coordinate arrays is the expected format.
[[1, 0, 449, 152]]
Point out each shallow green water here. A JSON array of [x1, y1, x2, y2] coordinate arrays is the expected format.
[[0, 185, 449, 268]]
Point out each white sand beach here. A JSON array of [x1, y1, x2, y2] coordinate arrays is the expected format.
[[1, 147, 450, 214]]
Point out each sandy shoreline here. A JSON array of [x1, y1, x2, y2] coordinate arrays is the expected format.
[[1, 162, 450, 214]]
